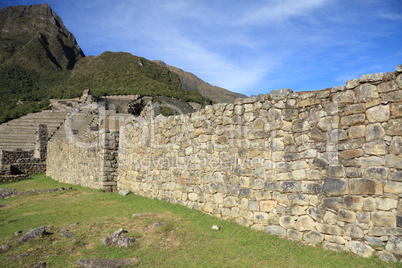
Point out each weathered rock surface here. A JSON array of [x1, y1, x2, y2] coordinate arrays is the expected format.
[[75, 258, 136, 268], [19, 226, 45, 243], [118, 190, 130, 196]]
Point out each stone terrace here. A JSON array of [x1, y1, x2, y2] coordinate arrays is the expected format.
[[0, 110, 68, 151]]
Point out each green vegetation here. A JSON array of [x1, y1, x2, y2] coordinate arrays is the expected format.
[[0, 51, 212, 124], [0, 174, 395, 267], [0, 4, 212, 124]]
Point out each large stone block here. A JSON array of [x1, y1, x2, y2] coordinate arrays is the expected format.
[[327, 165, 345, 178], [287, 229, 302, 241], [382, 91, 402, 103], [338, 209, 356, 223], [265, 225, 286, 237], [307, 207, 322, 221], [344, 103, 365, 115], [253, 212, 269, 223], [323, 241, 346, 252], [385, 237, 402, 255], [366, 105, 390, 123], [322, 177, 348, 196], [322, 197, 343, 210], [303, 230, 324, 245], [346, 79, 359, 89], [363, 197, 376, 211], [287, 206, 306, 216], [360, 73, 384, 83], [345, 167, 361, 178], [343, 195, 363, 211], [363, 141, 386, 155], [378, 80, 398, 92], [376, 198, 398, 210], [389, 171, 402, 182], [270, 88, 293, 100], [349, 179, 382, 195], [270, 138, 284, 151], [390, 103, 402, 118], [356, 84, 379, 102], [301, 182, 322, 194], [295, 216, 315, 231], [376, 251, 398, 263], [365, 123, 385, 141], [279, 215, 295, 229], [386, 119, 402, 136], [280, 181, 301, 193], [291, 194, 309, 206], [260, 200, 276, 212], [368, 227, 402, 236], [359, 156, 383, 167], [223, 196, 236, 208], [357, 212, 370, 223], [250, 179, 264, 190], [365, 236, 385, 247], [348, 241, 374, 258], [333, 90, 355, 104], [363, 167, 388, 179], [384, 181, 402, 194], [344, 224, 364, 239], [348, 125, 365, 139], [385, 154, 402, 169], [341, 149, 364, 160], [316, 223, 343, 236], [372, 212, 396, 227], [390, 136, 402, 155], [341, 114, 365, 127]]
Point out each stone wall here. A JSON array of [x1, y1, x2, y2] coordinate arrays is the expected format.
[[0, 125, 48, 183], [116, 65, 402, 261], [46, 129, 119, 191], [0, 150, 46, 183], [0, 150, 34, 165]]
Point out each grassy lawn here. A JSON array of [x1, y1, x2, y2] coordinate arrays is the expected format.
[[0, 174, 397, 267]]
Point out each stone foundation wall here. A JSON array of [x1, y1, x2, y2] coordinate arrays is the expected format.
[[117, 66, 402, 261]]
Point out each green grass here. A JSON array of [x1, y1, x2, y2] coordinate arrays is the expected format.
[[0, 174, 397, 267]]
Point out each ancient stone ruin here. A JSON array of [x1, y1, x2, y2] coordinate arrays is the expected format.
[[1, 65, 402, 262], [0, 125, 47, 182], [44, 65, 402, 262]]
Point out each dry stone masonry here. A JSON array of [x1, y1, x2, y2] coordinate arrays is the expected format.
[[0, 125, 48, 183], [47, 65, 402, 262]]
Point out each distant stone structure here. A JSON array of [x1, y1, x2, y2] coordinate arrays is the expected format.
[[0, 125, 47, 183], [47, 65, 402, 262]]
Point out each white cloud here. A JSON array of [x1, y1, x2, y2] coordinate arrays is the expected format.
[[235, 0, 330, 25]]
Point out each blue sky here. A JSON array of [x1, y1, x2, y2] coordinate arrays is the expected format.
[[1, 0, 402, 96]]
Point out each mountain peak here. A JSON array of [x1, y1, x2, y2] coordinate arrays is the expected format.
[[0, 3, 84, 70]]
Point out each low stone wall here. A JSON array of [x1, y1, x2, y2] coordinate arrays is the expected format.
[[0, 174, 29, 184], [117, 66, 402, 261], [0, 148, 46, 182]]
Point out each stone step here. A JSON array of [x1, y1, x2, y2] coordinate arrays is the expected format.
[[4, 119, 66, 127], [0, 135, 37, 141], [0, 143, 35, 150]]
